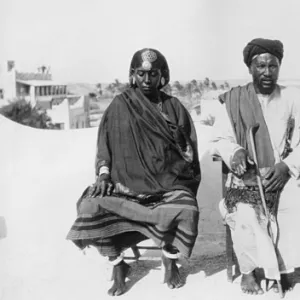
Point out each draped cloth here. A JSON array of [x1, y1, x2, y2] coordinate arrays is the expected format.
[[218, 83, 281, 279], [95, 88, 200, 195], [219, 82, 275, 169], [219, 83, 279, 213], [67, 188, 199, 257], [67, 88, 201, 258]]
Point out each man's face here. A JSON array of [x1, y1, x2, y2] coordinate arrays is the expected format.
[[249, 53, 280, 95], [134, 67, 161, 97]]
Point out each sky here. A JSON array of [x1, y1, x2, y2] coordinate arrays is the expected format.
[[1, 0, 300, 84]]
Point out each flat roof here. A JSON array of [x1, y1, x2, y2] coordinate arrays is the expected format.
[[16, 80, 66, 87]]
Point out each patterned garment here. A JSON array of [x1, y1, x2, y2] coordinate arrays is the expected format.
[[224, 187, 280, 216], [66, 188, 199, 258]]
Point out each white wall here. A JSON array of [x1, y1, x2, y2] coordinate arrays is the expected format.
[[0, 115, 223, 300], [29, 86, 36, 106], [0, 115, 98, 300], [47, 98, 71, 129], [0, 61, 16, 105]]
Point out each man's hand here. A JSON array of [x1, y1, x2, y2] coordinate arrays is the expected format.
[[263, 161, 290, 192], [91, 174, 114, 197], [231, 148, 254, 177]]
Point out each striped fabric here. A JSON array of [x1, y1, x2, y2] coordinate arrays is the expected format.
[[67, 188, 199, 258]]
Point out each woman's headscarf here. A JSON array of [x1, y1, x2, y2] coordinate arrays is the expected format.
[[129, 48, 170, 89]]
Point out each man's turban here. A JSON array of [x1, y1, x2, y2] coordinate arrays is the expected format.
[[243, 38, 284, 67]]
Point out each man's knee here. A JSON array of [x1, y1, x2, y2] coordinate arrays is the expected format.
[[236, 203, 258, 223]]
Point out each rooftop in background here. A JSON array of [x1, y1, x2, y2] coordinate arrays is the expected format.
[[35, 95, 82, 110], [16, 80, 66, 87], [16, 72, 52, 81]]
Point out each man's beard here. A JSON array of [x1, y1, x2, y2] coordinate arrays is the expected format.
[[253, 77, 277, 95]]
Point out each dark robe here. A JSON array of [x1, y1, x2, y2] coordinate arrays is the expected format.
[[95, 87, 200, 196], [67, 88, 201, 258]]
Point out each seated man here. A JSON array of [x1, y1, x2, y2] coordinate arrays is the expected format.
[[210, 38, 300, 296], [67, 48, 201, 296]]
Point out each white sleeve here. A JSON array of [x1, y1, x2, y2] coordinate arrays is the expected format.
[[209, 103, 244, 169], [283, 97, 300, 179]]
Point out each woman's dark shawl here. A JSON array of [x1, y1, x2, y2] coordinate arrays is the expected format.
[[95, 88, 200, 196], [219, 82, 275, 169]]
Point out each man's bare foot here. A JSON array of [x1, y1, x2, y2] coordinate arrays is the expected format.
[[108, 261, 131, 296], [241, 271, 264, 295], [161, 254, 183, 289], [272, 273, 294, 294]]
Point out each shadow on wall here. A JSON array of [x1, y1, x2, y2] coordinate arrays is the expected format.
[[0, 216, 7, 239]]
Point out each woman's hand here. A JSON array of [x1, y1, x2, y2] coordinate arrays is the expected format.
[[91, 174, 114, 197]]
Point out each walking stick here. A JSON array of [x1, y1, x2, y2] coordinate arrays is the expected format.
[[249, 124, 284, 298]]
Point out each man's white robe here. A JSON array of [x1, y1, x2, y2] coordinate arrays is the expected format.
[[210, 85, 300, 278]]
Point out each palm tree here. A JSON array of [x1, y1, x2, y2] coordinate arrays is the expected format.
[[96, 83, 103, 96], [172, 81, 184, 96], [198, 81, 205, 92], [162, 84, 172, 95], [224, 81, 230, 89], [184, 82, 193, 98], [211, 81, 218, 90], [203, 77, 210, 89], [190, 79, 198, 87], [38, 65, 48, 74]]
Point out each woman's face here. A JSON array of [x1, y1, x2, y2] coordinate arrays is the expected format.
[[134, 67, 161, 97]]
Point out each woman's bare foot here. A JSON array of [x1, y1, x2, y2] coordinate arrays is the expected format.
[[241, 271, 264, 295], [108, 260, 131, 296], [272, 273, 294, 294], [161, 254, 183, 289]]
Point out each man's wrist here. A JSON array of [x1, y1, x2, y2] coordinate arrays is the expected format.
[[229, 146, 245, 168]]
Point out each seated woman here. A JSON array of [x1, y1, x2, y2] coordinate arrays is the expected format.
[[67, 48, 201, 296]]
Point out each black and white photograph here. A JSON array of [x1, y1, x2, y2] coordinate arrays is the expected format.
[[1, 0, 300, 299]]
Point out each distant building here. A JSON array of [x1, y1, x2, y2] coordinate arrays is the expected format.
[[43, 95, 89, 130], [0, 60, 17, 104], [69, 95, 90, 129], [0, 60, 89, 129], [88, 95, 103, 128]]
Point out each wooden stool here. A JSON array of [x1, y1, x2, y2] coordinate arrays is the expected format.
[[213, 155, 240, 282], [125, 244, 161, 260]]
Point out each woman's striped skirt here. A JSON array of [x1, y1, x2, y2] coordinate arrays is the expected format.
[[66, 187, 199, 258]]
